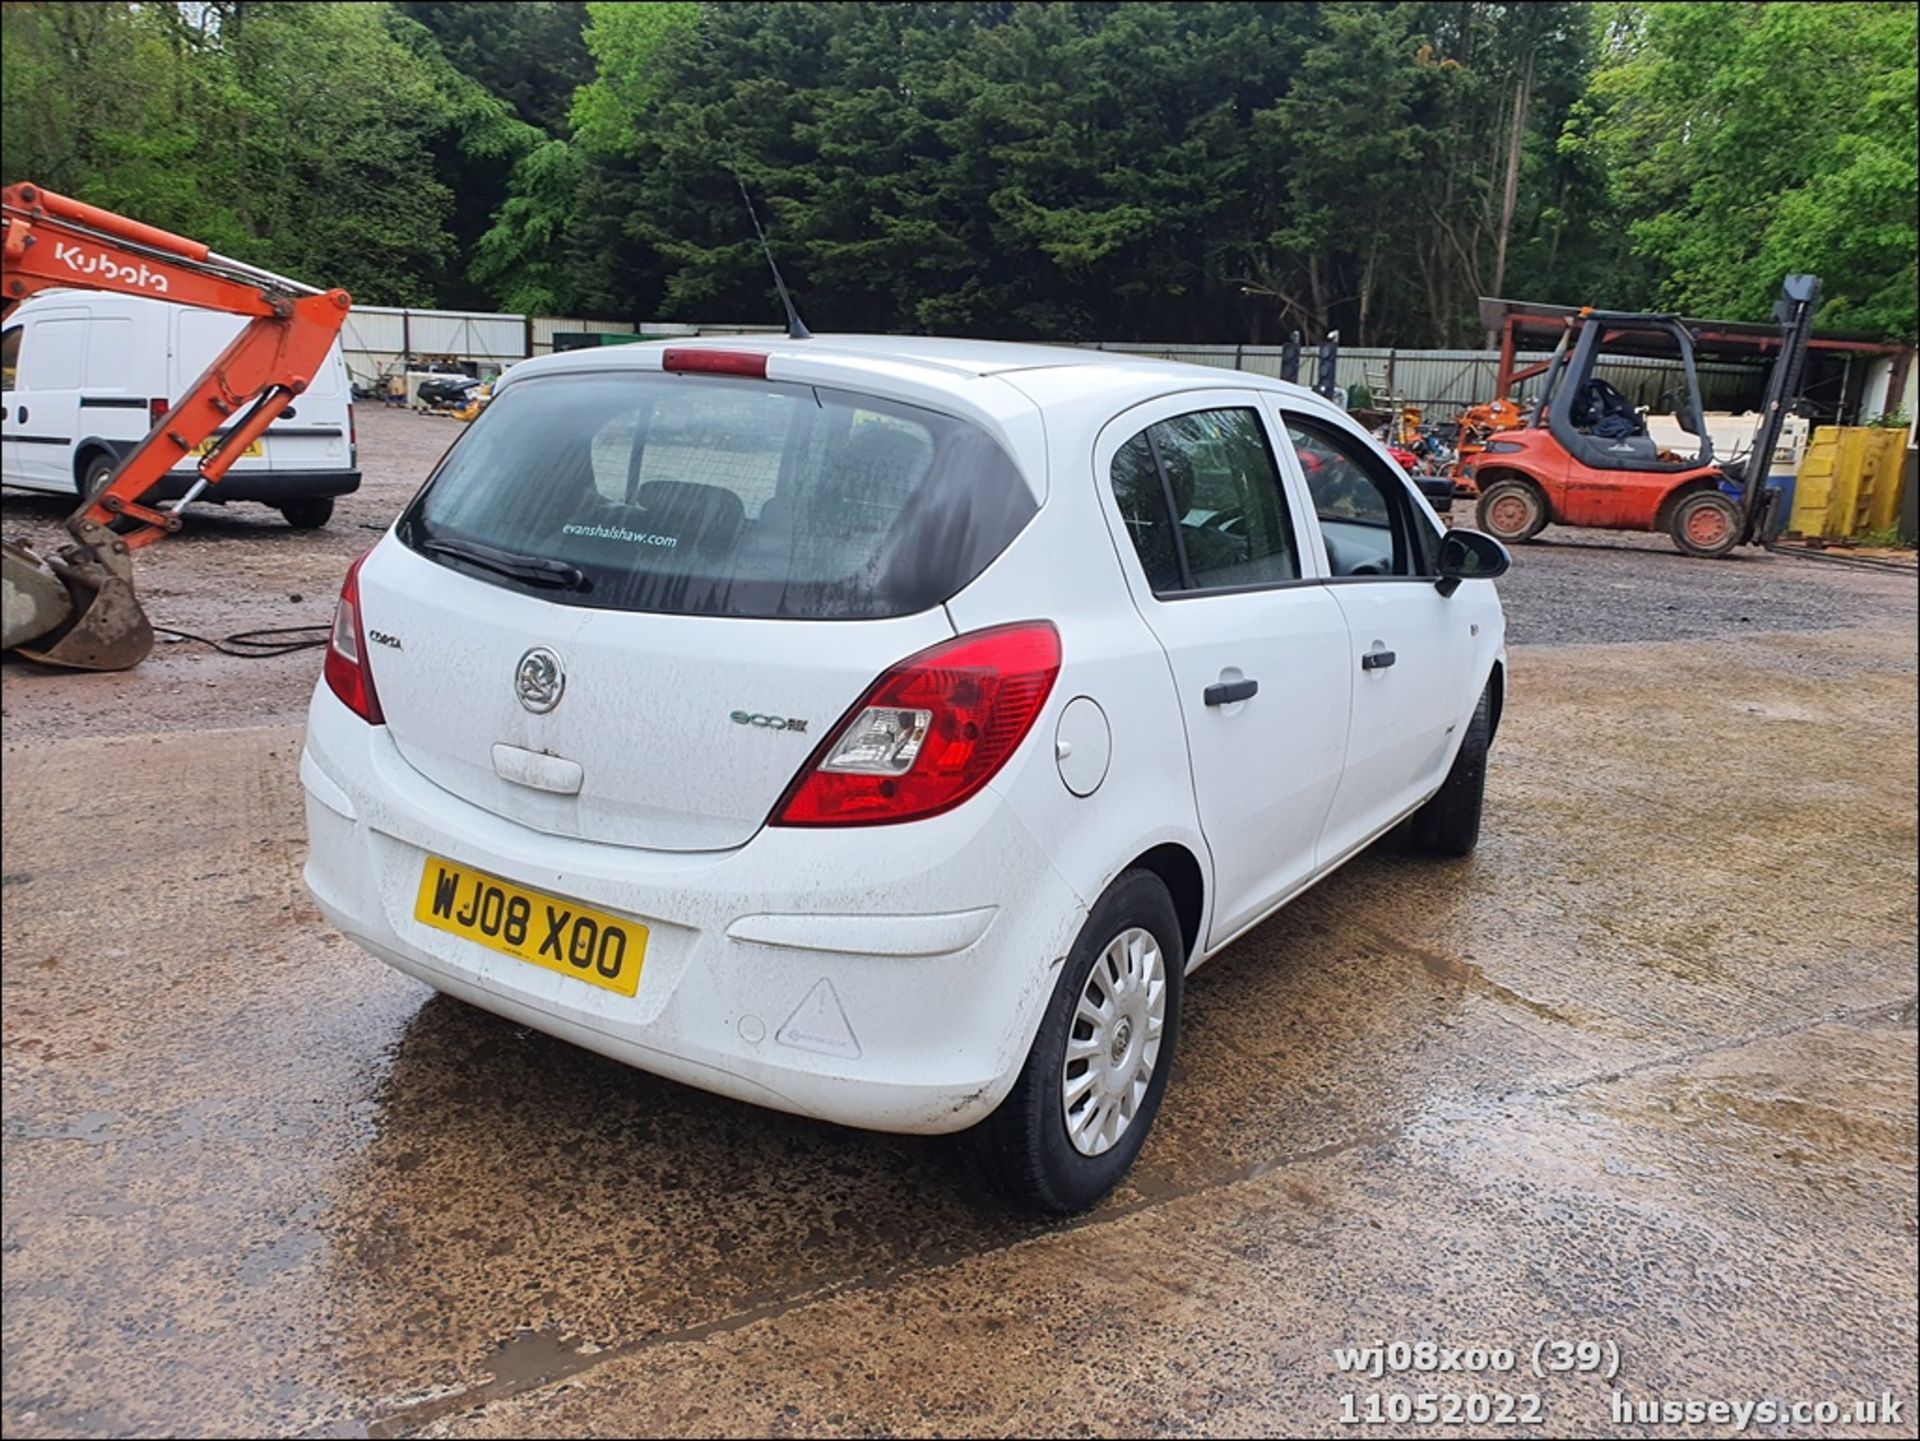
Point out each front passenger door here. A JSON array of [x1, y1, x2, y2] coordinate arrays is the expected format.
[[1276, 410, 1481, 864]]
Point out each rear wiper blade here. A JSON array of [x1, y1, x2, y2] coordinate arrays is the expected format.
[[422, 538, 590, 592]]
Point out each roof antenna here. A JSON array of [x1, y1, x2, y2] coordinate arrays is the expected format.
[[736, 173, 811, 340]]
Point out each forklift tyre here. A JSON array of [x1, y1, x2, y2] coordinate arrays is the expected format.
[[1668, 490, 1741, 559], [1475, 478, 1549, 544]]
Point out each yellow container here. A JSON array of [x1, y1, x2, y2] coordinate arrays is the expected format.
[[1789, 426, 1910, 540]]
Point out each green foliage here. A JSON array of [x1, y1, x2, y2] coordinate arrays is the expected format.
[[3, 2, 1914, 341], [571, 1, 701, 157], [1590, 1, 1918, 337], [1, 1, 480, 305]]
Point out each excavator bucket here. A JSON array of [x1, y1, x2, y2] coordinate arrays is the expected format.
[[2, 540, 72, 651], [1, 523, 155, 671]]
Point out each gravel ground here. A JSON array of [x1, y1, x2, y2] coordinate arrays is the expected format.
[[3, 403, 1915, 1437], [2, 405, 1914, 735]]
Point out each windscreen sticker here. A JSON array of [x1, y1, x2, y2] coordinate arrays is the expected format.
[[561, 522, 679, 548]]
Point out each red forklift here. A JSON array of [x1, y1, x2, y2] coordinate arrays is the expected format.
[[1462, 275, 1821, 558]]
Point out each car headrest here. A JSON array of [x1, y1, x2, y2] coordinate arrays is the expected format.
[[636, 480, 745, 557]]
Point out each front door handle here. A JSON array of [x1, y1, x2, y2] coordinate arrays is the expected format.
[[1361, 649, 1397, 671], [1204, 677, 1259, 706]]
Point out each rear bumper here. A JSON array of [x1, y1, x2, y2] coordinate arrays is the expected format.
[[300, 682, 1088, 1135], [151, 469, 362, 504]]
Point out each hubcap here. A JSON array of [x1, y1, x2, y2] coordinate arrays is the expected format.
[[1061, 926, 1167, 1157], [1489, 494, 1532, 535], [1686, 506, 1730, 546]]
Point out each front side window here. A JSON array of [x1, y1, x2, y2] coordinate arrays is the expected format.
[[1285, 417, 1434, 577], [1107, 407, 1300, 595], [402, 371, 1036, 620], [1, 327, 20, 391]]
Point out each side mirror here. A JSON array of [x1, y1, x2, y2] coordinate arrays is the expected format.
[[1434, 528, 1511, 597]]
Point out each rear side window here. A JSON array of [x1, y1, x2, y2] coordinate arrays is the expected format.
[[1107, 407, 1300, 595], [404, 371, 1036, 619]]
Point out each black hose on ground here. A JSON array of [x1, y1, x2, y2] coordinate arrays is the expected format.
[[152, 624, 331, 657]]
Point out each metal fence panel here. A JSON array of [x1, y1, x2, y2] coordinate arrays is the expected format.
[[1084, 341, 1768, 414]]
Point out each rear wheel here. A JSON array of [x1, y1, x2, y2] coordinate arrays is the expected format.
[[1668, 489, 1740, 559], [279, 497, 335, 530], [77, 451, 116, 504], [77, 451, 145, 535], [967, 870, 1184, 1213], [1475, 478, 1548, 543]]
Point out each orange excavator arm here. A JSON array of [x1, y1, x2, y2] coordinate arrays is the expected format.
[[2, 183, 353, 546], [0, 183, 351, 669]]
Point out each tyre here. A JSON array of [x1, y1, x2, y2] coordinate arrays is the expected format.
[[77, 451, 146, 535], [279, 497, 335, 530], [77, 451, 117, 504], [1475, 477, 1549, 543], [1667, 489, 1740, 559], [967, 869, 1184, 1213], [1407, 683, 1491, 858]]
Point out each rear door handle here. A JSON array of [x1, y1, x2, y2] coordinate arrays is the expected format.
[[1203, 678, 1259, 706], [1361, 650, 1397, 671]]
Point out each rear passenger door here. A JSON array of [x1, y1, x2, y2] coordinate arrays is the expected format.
[[1095, 392, 1352, 948], [1273, 407, 1479, 862]]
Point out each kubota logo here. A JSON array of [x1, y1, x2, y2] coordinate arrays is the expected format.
[[52, 240, 170, 295]]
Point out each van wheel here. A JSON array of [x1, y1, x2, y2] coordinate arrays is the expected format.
[[1668, 490, 1741, 559], [77, 451, 144, 534], [966, 870, 1184, 1214], [78, 451, 117, 504], [1408, 684, 1491, 858], [279, 497, 335, 530], [1475, 478, 1548, 543]]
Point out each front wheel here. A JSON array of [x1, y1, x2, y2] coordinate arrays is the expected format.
[[1407, 683, 1492, 857], [1668, 490, 1740, 559], [967, 870, 1184, 1213]]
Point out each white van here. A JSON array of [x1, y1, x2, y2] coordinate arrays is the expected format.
[[0, 291, 359, 528]]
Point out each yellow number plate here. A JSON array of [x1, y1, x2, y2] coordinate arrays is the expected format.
[[413, 857, 646, 998], [189, 437, 264, 458]]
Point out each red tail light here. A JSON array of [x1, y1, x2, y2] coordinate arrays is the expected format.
[[149, 397, 169, 426], [772, 622, 1061, 827], [323, 550, 385, 723], [662, 348, 767, 378]]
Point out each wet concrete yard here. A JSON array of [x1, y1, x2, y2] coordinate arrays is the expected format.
[[3, 409, 1916, 1436]]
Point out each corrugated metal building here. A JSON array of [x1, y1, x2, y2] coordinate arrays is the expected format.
[[1081, 342, 1763, 414]]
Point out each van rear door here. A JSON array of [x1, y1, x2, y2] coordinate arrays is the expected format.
[[261, 344, 352, 478], [168, 307, 277, 479]]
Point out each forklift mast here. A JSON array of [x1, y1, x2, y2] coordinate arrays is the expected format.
[[1736, 275, 1821, 542]]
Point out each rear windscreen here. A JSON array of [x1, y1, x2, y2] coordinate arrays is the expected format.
[[401, 370, 1038, 619]]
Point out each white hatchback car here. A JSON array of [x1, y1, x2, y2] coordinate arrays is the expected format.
[[302, 337, 1510, 1211]]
